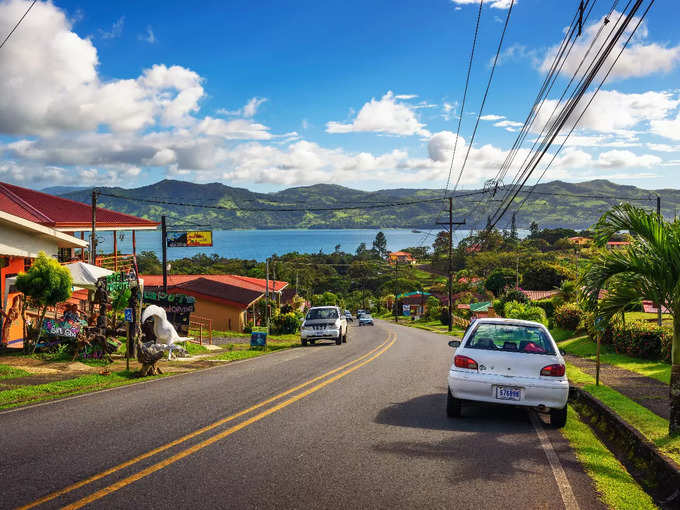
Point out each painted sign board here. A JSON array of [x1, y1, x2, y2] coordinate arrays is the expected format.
[[167, 231, 213, 248], [124, 308, 134, 322], [42, 318, 82, 338], [143, 291, 195, 335], [250, 331, 267, 347], [402, 304, 410, 317]]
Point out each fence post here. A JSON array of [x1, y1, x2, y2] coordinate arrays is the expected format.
[[199, 323, 203, 346]]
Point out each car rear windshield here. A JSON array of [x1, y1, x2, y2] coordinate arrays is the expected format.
[[306, 308, 338, 320], [464, 323, 555, 355]]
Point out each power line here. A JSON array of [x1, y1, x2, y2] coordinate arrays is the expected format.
[[96, 190, 449, 212], [0, 0, 37, 51]]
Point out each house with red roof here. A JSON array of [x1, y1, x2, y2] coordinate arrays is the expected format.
[[0, 182, 158, 270], [142, 274, 289, 332], [388, 251, 416, 265]]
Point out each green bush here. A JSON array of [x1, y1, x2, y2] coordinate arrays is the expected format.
[[533, 299, 555, 319], [440, 306, 450, 326], [424, 295, 441, 321], [521, 263, 573, 291], [554, 303, 583, 331], [243, 321, 254, 334], [497, 288, 527, 316], [584, 315, 672, 362], [270, 312, 300, 335], [504, 301, 548, 326]]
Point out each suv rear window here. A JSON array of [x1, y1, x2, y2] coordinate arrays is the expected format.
[[306, 308, 338, 320], [465, 323, 555, 355]]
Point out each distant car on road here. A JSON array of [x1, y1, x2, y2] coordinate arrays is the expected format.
[[344, 310, 353, 322], [300, 306, 348, 346], [358, 313, 374, 326], [446, 318, 568, 428], [357, 309, 366, 317]]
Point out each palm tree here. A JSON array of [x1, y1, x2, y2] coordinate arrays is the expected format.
[[580, 203, 680, 435]]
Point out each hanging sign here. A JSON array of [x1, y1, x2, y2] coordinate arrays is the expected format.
[[167, 231, 213, 248]]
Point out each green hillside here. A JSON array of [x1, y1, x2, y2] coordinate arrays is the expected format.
[[59, 179, 680, 230]]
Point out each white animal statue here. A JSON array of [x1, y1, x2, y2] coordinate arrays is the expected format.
[[141, 305, 191, 359]]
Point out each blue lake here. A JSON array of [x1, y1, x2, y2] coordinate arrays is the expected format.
[[94, 228, 529, 262]]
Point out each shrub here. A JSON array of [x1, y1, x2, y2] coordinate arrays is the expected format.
[[521, 263, 573, 291], [243, 321, 254, 334], [440, 306, 450, 326], [497, 288, 528, 316], [424, 296, 441, 321], [504, 301, 548, 326], [534, 299, 555, 319], [554, 303, 583, 331], [484, 268, 516, 297], [270, 312, 300, 335], [610, 320, 672, 361]]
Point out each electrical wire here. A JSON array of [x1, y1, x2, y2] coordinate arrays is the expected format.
[[0, 0, 36, 50]]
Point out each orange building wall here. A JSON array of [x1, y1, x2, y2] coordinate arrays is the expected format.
[[1, 256, 27, 344], [190, 298, 248, 332]]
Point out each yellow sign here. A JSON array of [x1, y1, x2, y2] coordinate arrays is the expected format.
[[167, 231, 213, 247]]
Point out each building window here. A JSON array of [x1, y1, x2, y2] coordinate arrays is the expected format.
[[57, 248, 72, 263]]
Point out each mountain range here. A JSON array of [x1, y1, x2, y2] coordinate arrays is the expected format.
[[54, 179, 680, 230]]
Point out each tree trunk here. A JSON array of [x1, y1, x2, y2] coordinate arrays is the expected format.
[[670, 315, 680, 436], [31, 306, 48, 354]]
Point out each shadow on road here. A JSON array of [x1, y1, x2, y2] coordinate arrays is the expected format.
[[375, 393, 530, 432]]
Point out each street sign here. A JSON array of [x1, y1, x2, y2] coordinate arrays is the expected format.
[[167, 231, 213, 248], [251, 329, 267, 347], [124, 308, 133, 322], [402, 304, 410, 317]]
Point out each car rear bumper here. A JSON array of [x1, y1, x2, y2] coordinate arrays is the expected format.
[[448, 369, 568, 409]]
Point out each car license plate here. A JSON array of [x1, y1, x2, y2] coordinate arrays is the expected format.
[[495, 386, 522, 401]]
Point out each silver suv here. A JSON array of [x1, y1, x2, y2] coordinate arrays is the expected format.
[[300, 306, 348, 346]]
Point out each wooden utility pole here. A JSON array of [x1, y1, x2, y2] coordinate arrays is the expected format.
[[90, 190, 97, 264], [161, 215, 168, 293], [393, 260, 399, 323], [437, 197, 465, 331], [265, 258, 270, 331]]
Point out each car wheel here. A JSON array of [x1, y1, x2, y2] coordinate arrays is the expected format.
[[342, 331, 347, 343], [335, 333, 342, 345], [446, 388, 462, 418], [301, 339, 308, 346], [310, 339, 316, 345], [550, 405, 567, 428]]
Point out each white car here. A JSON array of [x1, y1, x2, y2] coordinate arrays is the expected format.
[[300, 306, 348, 346], [446, 318, 569, 428]]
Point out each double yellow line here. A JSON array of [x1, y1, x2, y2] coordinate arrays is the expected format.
[[19, 332, 397, 510]]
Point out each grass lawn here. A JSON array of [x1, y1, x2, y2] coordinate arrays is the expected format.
[[209, 341, 300, 361], [625, 311, 673, 326], [0, 370, 167, 409], [0, 364, 30, 380], [409, 319, 466, 337], [559, 336, 671, 384], [567, 363, 680, 466], [561, 406, 657, 510], [189, 328, 299, 343], [550, 327, 577, 343]]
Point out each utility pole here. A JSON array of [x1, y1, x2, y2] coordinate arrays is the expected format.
[[393, 260, 399, 323], [90, 190, 97, 264], [265, 258, 270, 331], [657, 196, 663, 327], [437, 197, 465, 331], [161, 215, 168, 293]]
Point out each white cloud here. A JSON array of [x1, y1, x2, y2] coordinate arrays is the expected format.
[[541, 12, 680, 81], [451, 0, 514, 9], [650, 112, 680, 141], [217, 97, 267, 118], [647, 143, 680, 152], [494, 119, 523, 128], [395, 94, 418, 100], [139, 25, 156, 44], [326, 91, 430, 137], [99, 16, 124, 39], [196, 117, 273, 140], [0, 1, 206, 135], [480, 114, 505, 121], [533, 90, 680, 134]]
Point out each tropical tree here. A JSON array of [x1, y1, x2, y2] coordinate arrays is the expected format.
[[15, 252, 73, 353], [580, 204, 680, 435], [372, 232, 388, 259]]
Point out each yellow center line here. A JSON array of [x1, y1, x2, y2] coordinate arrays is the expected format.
[[17, 334, 393, 510], [62, 336, 397, 510]]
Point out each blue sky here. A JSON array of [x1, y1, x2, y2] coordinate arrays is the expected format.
[[0, 0, 678, 192]]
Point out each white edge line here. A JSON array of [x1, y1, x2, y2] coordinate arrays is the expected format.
[[530, 411, 580, 510]]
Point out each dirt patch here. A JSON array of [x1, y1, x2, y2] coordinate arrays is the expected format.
[[566, 354, 670, 420]]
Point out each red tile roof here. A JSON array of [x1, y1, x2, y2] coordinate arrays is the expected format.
[[169, 278, 263, 308], [522, 289, 561, 301], [0, 182, 158, 230], [141, 274, 288, 293], [641, 300, 670, 314]]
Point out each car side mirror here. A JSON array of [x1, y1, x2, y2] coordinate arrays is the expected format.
[[448, 340, 461, 348], [559, 349, 566, 356]]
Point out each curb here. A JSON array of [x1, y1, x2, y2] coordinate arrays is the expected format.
[[570, 387, 680, 508]]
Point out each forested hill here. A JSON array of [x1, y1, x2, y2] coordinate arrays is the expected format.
[[56, 179, 680, 230]]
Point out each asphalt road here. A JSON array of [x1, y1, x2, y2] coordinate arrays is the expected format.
[[0, 320, 605, 510]]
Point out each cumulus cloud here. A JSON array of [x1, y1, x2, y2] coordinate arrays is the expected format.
[[650, 112, 680, 141], [541, 12, 680, 81], [533, 90, 680, 134], [326, 91, 431, 137], [217, 97, 267, 118]]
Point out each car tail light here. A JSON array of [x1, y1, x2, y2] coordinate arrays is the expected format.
[[540, 364, 565, 377], [454, 355, 478, 370]]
